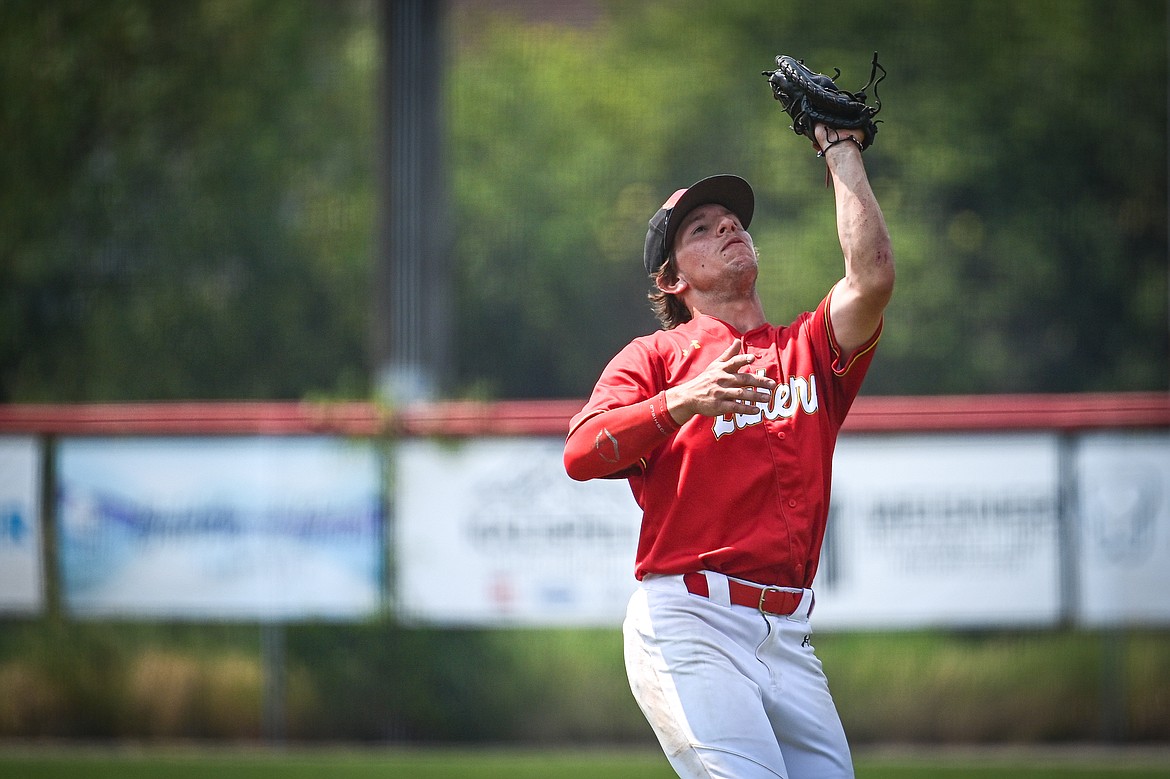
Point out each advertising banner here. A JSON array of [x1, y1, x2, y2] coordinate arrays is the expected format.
[[395, 437, 641, 626], [395, 434, 1070, 629], [0, 436, 44, 614], [1075, 431, 1170, 626], [56, 437, 383, 620], [813, 433, 1063, 629]]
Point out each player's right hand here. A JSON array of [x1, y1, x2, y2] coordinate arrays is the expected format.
[[664, 339, 777, 424]]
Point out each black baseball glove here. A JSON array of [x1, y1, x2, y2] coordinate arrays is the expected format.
[[762, 52, 886, 150]]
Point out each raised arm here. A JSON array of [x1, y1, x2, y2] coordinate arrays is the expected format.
[[815, 124, 895, 357]]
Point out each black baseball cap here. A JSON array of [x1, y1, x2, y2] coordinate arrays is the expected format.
[[643, 174, 755, 275]]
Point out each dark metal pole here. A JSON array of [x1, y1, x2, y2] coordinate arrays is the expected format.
[[261, 622, 287, 743], [373, 0, 450, 404]]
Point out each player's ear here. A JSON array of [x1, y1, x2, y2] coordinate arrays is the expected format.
[[656, 275, 687, 295]]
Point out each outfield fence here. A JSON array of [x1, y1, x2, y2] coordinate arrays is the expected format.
[[1, 393, 1168, 743], [4, 393, 1167, 628]]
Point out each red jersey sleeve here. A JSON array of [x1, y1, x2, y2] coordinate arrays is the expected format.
[[564, 340, 680, 481], [812, 288, 883, 427]]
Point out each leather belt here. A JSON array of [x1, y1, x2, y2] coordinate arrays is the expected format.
[[683, 572, 809, 617]]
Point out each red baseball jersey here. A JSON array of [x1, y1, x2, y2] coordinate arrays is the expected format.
[[566, 291, 880, 588]]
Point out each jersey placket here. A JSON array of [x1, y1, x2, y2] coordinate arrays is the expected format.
[[746, 332, 803, 585]]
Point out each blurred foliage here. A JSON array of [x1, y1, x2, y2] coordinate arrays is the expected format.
[[0, 619, 650, 743], [0, 0, 376, 401], [449, 0, 1169, 397], [1, 0, 1167, 401], [1, 619, 1168, 744]]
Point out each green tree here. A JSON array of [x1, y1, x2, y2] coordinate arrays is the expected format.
[[447, 0, 1168, 397], [0, 0, 375, 401], [2, 0, 1165, 402]]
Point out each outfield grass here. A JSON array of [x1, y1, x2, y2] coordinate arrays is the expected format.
[[1, 745, 1168, 779]]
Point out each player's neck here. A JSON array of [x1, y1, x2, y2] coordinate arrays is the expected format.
[[688, 295, 767, 335]]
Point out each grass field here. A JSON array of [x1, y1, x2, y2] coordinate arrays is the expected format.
[[1, 744, 1169, 779]]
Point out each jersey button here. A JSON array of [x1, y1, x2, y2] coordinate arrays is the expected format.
[[788, 499, 797, 508], [778, 431, 786, 439]]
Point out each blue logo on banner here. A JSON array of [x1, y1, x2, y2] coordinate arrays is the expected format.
[[2, 506, 27, 544]]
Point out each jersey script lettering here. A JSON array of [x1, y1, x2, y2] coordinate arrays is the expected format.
[[712, 373, 818, 439]]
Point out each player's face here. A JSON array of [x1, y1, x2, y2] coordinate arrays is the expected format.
[[672, 203, 758, 292]]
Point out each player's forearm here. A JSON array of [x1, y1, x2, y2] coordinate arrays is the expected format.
[[563, 392, 680, 481], [826, 146, 895, 299]]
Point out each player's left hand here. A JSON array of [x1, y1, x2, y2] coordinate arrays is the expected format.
[[812, 123, 865, 157]]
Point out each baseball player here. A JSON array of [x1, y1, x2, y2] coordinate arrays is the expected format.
[[563, 115, 894, 778]]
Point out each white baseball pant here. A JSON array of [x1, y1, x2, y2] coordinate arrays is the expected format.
[[623, 572, 853, 779]]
